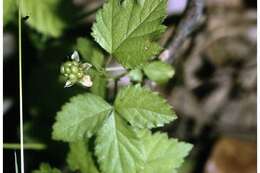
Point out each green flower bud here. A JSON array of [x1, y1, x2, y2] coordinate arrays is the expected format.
[[69, 74, 77, 80], [77, 72, 83, 78], [60, 66, 65, 74], [71, 65, 79, 73], [72, 61, 79, 66], [65, 67, 71, 73], [64, 61, 73, 67]]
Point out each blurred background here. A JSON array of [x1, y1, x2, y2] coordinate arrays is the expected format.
[[3, 0, 257, 173]]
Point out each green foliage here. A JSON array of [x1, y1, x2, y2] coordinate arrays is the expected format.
[[67, 140, 99, 173], [32, 163, 61, 173], [4, 0, 17, 26], [141, 131, 193, 173], [52, 93, 112, 142], [96, 112, 143, 173], [25, 0, 193, 172], [76, 38, 107, 98], [115, 85, 176, 128], [92, 0, 167, 68], [144, 61, 175, 84], [21, 0, 66, 37], [129, 69, 143, 82], [76, 38, 105, 71]]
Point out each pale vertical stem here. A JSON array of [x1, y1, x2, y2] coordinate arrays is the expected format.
[[18, 0, 24, 172]]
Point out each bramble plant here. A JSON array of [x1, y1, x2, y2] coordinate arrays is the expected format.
[[5, 0, 193, 172]]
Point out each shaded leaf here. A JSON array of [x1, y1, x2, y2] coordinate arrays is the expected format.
[[76, 37, 105, 71], [4, 0, 17, 26], [21, 0, 65, 37], [32, 163, 61, 173], [67, 140, 99, 173]]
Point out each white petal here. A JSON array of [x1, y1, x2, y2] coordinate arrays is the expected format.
[[71, 51, 80, 62], [79, 75, 93, 87], [81, 63, 92, 70], [64, 80, 74, 88]]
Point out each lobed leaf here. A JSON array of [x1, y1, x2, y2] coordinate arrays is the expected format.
[[95, 111, 144, 173], [92, 0, 167, 68], [52, 93, 112, 142], [67, 140, 99, 173], [141, 130, 193, 173], [115, 85, 177, 128]]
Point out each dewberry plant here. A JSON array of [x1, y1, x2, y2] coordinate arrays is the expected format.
[[51, 1, 192, 172], [6, 0, 193, 172]]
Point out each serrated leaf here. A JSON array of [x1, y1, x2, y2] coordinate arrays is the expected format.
[[141, 131, 193, 173], [4, 0, 17, 26], [67, 140, 99, 173], [115, 85, 176, 128], [52, 93, 112, 142], [32, 163, 61, 173], [144, 61, 175, 84], [92, 0, 167, 68], [95, 111, 144, 173], [21, 0, 65, 37], [76, 37, 105, 71]]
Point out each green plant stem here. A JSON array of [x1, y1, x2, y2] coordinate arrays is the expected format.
[[4, 143, 46, 150], [18, 0, 24, 172]]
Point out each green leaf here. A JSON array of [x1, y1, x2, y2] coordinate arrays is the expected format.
[[67, 140, 99, 173], [4, 0, 17, 26], [141, 131, 193, 173], [52, 93, 112, 142], [129, 69, 143, 82], [95, 111, 144, 173], [90, 70, 107, 98], [32, 163, 61, 173], [92, 0, 167, 68], [144, 61, 175, 85], [21, 0, 65, 37], [115, 85, 176, 128], [76, 37, 105, 71]]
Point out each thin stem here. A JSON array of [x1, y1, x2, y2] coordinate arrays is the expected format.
[[14, 152, 18, 173], [105, 66, 126, 72], [4, 143, 46, 150], [18, 0, 24, 172]]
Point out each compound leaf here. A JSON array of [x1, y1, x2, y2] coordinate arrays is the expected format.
[[141, 131, 193, 173], [52, 93, 112, 142], [115, 85, 176, 128], [67, 140, 99, 173], [95, 111, 144, 173], [92, 0, 167, 68]]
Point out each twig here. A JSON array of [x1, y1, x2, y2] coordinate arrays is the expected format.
[[105, 66, 125, 72], [162, 0, 205, 64]]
